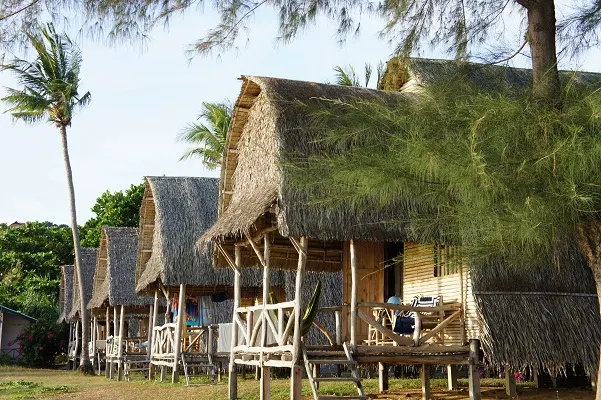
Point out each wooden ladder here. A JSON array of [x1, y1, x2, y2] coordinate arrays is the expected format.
[[302, 342, 366, 400], [180, 353, 216, 386]]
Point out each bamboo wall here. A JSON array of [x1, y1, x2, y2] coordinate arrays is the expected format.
[[342, 241, 385, 342], [402, 243, 479, 344]]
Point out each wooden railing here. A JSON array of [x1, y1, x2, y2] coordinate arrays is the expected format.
[[232, 301, 296, 354], [358, 302, 462, 347], [151, 323, 217, 363]]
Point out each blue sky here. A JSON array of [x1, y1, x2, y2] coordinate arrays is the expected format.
[[1, 6, 600, 225]]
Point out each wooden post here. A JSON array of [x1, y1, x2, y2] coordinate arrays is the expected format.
[[149, 294, 158, 380], [91, 316, 97, 373], [117, 305, 125, 381], [591, 371, 597, 391], [229, 246, 242, 400], [447, 364, 459, 390], [290, 365, 302, 400], [421, 364, 431, 400], [75, 321, 80, 365], [113, 306, 117, 336], [260, 234, 271, 400], [172, 284, 186, 383], [313, 363, 321, 389], [335, 310, 342, 377], [379, 362, 389, 392], [505, 364, 517, 396], [104, 307, 110, 378], [291, 237, 308, 400], [350, 239, 358, 349], [468, 339, 481, 400], [533, 367, 539, 388]]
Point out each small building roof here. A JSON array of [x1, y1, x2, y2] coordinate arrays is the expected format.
[[0, 305, 37, 323], [68, 248, 98, 320], [57, 265, 74, 323], [88, 227, 154, 310], [135, 176, 267, 297]]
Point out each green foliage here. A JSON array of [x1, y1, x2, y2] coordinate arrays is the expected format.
[[270, 281, 321, 337], [333, 63, 385, 89], [12, 321, 68, 367], [80, 183, 144, 247], [1, 23, 90, 127], [177, 102, 232, 170], [286, 77, 601, 269]]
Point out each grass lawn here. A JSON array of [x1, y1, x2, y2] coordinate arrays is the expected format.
[[0, 366, 594, 400]]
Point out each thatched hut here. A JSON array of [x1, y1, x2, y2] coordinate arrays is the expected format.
[[136, 176, 271, 383], [88, 226, 158, 380], [58, 265, 74, 324], [66, 248, 98, 366], [200, 63, 601, 400]]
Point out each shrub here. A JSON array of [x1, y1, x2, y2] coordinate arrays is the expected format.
[[13, 321, 67, 367]]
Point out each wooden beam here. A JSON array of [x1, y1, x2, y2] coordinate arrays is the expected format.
[[229, 247, 241, 400], [421, 364, 431, 400], [290, 365, 302, 400], [149, 290, 159, 380], [379, 362, 389, 393], [172, 284, 186, 383], [447, 365, 459, 390], [117, 305, 125, 381], [291, 237, 307, 400], [505, 364, 517, 396], [468, 339, 481, 400], [216, 242, 239, 273], [419, 310, 462, 345], [357, 309, 414, 347], [350, 239, 358, 349], [245, 231, 266, 267]]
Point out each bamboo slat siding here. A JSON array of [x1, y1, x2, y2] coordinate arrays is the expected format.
[[402, 243, 473, 345]]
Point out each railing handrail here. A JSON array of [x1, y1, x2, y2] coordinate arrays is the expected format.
[[358, 301, 462, 313], [236, 300, 296, 313]]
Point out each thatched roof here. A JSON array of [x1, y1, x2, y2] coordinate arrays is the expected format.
[[58, 265, 74, 323], [88, 227, 154, 310], [136, 176, 267, 296], [472, 250, 601, 375], [68, 248, 98, 320]]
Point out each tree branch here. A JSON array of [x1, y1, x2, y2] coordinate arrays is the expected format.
[[0, 0, 41, 21]]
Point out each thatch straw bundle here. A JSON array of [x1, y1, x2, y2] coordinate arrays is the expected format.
[[136, 176, 268, 296], [88, 227, 155, 312], [68, 248, 98, 320], [58, 265, 74, 323], [472, 251, 601, 375]]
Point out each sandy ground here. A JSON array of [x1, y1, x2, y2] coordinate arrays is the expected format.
[[0, 366, 595, 400]]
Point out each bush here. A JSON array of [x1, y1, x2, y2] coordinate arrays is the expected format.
[[13, 321, 67, 367]]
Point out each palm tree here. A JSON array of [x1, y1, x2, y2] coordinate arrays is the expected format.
[[178, 102, 232, 170], [333, 62, 385, 88], [2, 23, 93, 372]]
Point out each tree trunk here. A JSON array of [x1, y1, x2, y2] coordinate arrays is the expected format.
[[576, 221, 601, 400], [59, 125, 92, 373], [525, 0, 561, 105]]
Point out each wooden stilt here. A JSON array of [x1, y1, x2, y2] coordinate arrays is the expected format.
[[172, 284, 186, 383], [109, 307, 117, 379], [505, 364, 517, 396], [104, 308, 110, 378], [533, 367, 539, 388], [218, 362, 223, 383], [591, 371, 597, 391], [447, 364, 458, 390], [229, 246, 241, 400], [290, 365, 302, 400], [468, 339, 481, 400], [117, 305, 125, 381], [260, 234, 271, 400], [291, 237, 308, 400], [67, 322, 73, 370], [350, 239, 358, 349], [149, 290, 159, 380], [91, 317, 97, 373], [75, 321, 80, 366], [421, 364, 431, 400], [379, 362, 389, 392], [314, 364, 321, 390]]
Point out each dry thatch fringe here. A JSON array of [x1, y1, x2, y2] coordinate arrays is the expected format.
[[68, 248, 98, 320], [136, 176, 267, 292], [57, 265, 74, 323], [471, 250, 601, 375], [88, 227, 155, 311]]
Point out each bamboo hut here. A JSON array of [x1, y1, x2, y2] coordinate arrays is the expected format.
[[58, 265, 76, 368], [88, 226, 159, 380], [136, 176, 273, 384], [67, 248, 98, 367], [199, 64, 601, 400]]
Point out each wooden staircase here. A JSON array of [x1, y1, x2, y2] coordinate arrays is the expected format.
[[302, 342, 366, 400], [180, 353, 216, 386]]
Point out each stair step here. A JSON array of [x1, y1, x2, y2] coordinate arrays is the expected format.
[[308, 359, 356, 365], [313, 377, 362, 383], [317, 396, 367, 399]]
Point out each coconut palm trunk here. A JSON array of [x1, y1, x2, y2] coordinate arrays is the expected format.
[[59, 125, 91, 371]]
